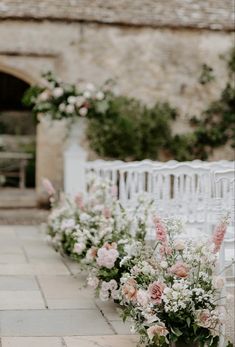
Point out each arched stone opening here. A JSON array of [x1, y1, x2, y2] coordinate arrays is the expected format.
[[0, 70, 36, 190]]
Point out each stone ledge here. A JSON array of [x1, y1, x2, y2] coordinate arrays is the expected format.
[[0, 0, 233, 30]]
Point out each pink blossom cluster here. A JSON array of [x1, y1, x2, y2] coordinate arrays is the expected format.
[[96, 243, 119, 269]]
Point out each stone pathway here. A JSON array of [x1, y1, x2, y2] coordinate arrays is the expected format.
[[0, 225, 137, 347]]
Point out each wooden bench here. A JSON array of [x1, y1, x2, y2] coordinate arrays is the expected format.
[[0, 152, 33, 189]]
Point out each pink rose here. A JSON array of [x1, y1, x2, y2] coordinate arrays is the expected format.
[[148, 281, 165, 304], [170, 262, 189, 278], [195, 309, 212, 328], [147, 323, 168, 340], [122, 278, 138, 302], [136, 289, 149, 307]]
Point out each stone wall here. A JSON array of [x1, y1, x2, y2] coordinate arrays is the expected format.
[[0, 0, 233, 30], [0, 16, 233, 192]]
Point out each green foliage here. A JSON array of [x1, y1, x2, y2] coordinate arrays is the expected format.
[[174, 47, 235, 160], [199, 64, 215, 85], [87, 95, 177, 161]]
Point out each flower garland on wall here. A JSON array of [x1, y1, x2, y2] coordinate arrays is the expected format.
[[43, 178, 233, 347]]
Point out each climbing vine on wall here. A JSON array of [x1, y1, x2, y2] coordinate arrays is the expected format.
[[23, 48, 235, 161]]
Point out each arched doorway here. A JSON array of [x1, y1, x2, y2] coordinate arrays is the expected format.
[[0, 71, 36, 190]]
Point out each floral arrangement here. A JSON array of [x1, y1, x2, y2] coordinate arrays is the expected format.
[[118, 216, 232, 347], [46, 175, 119, 262], [87, 195, 156, 301], [23, 71, 112, 121], [43, 177, 233, 347]]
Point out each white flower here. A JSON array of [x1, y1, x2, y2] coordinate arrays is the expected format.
[[76, 96, 85, 107], [59, 103, 66, 112], [53, 87, 64, 98], [38, 90, 50, 101], [160, 261, 168, 269], [83, 90, 91, 98], [87, 276, 99, 289], [61, 218, 75, 230], [67, 96, 77, 104], [73, 242, 86, 255], [137, 289, 149, 307], [79, 107, 88, 117], [96, 91, 104, 100], [173, 239, 185, 251], [66, 104, 75, 114]]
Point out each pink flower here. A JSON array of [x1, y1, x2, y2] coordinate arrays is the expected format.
[[170, 262, 189, 278], [148, 281, 165, 304], [87, 276, 99, 289], [160, 245, 173, 256], [96, 246, 119, 269], [73, 242, 85, 255], [212, 219, 228, 253], [42, 178, 56, 196], [122, 278, 138, 302], [147, 323, 168, 340], [137, 289, 150, 307], [195, 309, 212, 328], [153, 216, 167, 244], [86, 246, 98, 261], [74, 193, 84, 210], [102, 207, 112, 219]]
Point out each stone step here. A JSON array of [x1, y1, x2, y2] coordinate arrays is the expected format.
[[0, 188, 37, 208], [0, 208, 49, 225]]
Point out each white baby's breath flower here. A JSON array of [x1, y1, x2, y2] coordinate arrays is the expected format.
[[53, 87, 64, 98]]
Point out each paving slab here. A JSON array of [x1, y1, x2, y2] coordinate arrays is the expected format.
[[0, 276, 38, 291], [0, 291, 45, 310], [64, 335, 138, 347], [0, 254, 27, 264], [0, 309, 113, 336], [38, 275, 96, 309], [0, 263, 69, 275], [1, 337, 63, 347]]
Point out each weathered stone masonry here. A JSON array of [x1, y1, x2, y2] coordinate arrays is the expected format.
[[0, 1, 234, 194]]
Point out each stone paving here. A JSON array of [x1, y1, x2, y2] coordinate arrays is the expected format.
[[0, 225, 137, 347]]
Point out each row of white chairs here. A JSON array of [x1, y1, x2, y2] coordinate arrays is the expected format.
[[85, 161, 234, 224]]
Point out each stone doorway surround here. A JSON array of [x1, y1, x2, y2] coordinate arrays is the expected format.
[[0, 60, 67, 201]]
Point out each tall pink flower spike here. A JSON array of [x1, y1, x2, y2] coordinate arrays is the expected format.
[[212, 214, 230, 253], [42, 178, 56, 196], [75, 193, 84, 210], [153, 216, 168, 245]]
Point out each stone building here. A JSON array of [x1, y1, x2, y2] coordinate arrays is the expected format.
[[0, 0, 233, 198]]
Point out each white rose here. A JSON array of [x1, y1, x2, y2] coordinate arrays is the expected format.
[[53, 87, 64, 98], [66, 104, 75, 113], [79, 107, 88, 117], [59, 103, 66, 112], [76, 96, 85, 107], [67, 96, 77, 104], [83, 90, 91, 98], [173, 239, 185, 251], [96, 91, 104, 100]]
